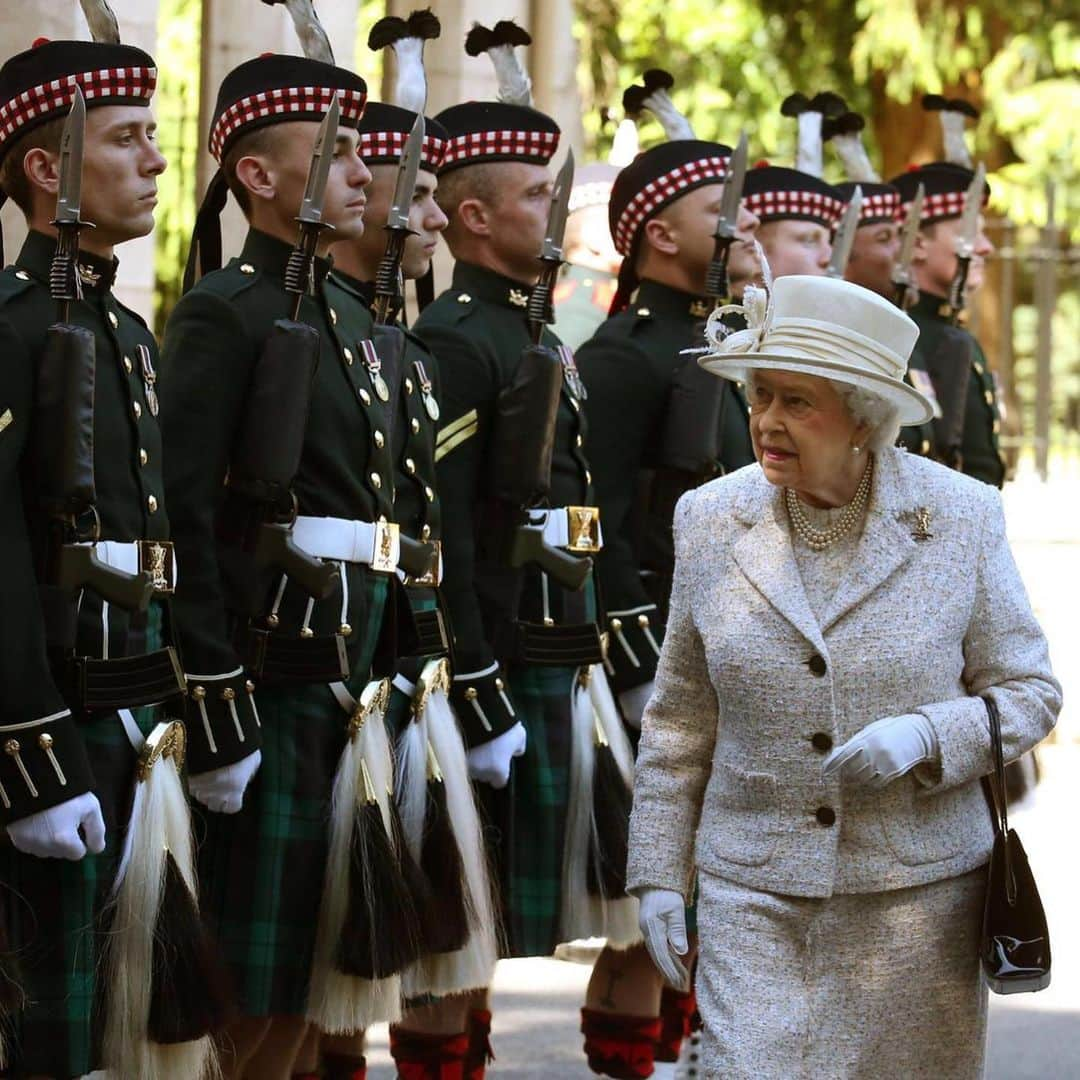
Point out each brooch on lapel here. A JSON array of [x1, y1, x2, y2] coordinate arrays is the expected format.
[[898, 507, 934, 541]]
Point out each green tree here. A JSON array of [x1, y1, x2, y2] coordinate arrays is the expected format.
[[573, 0, 1078, 233]]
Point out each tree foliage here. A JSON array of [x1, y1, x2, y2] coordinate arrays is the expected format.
[[573, 0, 1078, 233]]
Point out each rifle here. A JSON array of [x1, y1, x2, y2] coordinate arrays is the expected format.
[[941, 163, 987, 326], [370, 113, 439, 583], [493, 151, 590, 591], [704, 131, 748, 300], [222, 97, 342, 603], [35, 87, 154, 611], [891, 183, 924, 310]]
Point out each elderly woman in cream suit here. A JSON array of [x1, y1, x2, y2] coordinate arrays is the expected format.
[[626, 275, 1061, 1079]]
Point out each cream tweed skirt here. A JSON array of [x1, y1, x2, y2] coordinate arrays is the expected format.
[[695, 867, 988, 1079]]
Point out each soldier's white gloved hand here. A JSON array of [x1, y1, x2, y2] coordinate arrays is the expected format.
[[823, 714, 938, 790], [187, 749, 262, 814], [638, 887, 690, 990], [618, 681, 654, 730], [467, 722, 527, 788], [6, 791, 106, 860]]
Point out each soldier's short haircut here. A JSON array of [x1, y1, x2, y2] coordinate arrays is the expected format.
[[436, 162, 502, 225], [0, 115, 66, 216], [221, 124, 286, 218]]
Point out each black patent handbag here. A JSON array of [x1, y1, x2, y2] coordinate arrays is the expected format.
[[980, 695, 1051, 994]]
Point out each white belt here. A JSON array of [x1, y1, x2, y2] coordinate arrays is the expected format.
[[293, 515, 400, 572], [94, 539, 179, 591], [527, 506, 603, 553]]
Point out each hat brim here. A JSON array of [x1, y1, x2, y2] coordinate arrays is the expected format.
[[699, 351, 935, 427]]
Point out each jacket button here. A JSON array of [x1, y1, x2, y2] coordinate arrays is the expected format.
[[816, 806, 836, 827], [811, 732, 833, 753], [807, 654, 827, 677]]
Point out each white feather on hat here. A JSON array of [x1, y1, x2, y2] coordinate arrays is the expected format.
[[368, 9, 441, 114], [922, 94, 978, 169], [465, 20, 533, 108], [824, 111, 881, 183], [623, 69, 694, 142], [781, 91, 846, 178], [262, 0, 335, 64], [78, 0, 121, 44]]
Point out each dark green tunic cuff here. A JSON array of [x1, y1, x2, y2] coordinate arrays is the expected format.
[[0, 711, 94, 826], [184, 669, 263, 775], [605, 604, 664, 693], [450, 663, 519, 748]]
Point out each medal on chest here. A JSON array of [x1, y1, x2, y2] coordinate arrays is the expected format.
[[137, 344, 159, 416], [413, 358, 440, 422], [557, 344, 588, 401], [359, 339, 390, 402]]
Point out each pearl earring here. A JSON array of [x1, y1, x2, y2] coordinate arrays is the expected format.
[[851, 444, 861, 455]]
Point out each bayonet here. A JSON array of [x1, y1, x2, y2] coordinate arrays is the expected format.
[[943, 162, 986, 324], [284, 94, 340, 318], [825, 185, 862, 279], [705, 131, 748, 301], [50, 87, 92, 321], [373, 112, 425, 325], [525, 149, 574, 344], [891, 183, 924, 309]]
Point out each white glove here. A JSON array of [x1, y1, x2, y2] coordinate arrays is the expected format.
[[6, 791, 106, 860], [187, 749, 262, 814], [467, 722, 527, 788], [823, 714, 939, 790], [618, 681, 654, 730], [638, 887, 690, 990]]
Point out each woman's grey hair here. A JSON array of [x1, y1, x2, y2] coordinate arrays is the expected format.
[[831, 380, 902, 452]]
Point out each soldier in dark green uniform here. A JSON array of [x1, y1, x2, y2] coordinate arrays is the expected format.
[[411, 20, 645, 1077], [159, 53, 411, 1076], [310, 18, 499, 1069], [0, 32, 208, 1079], [578, 139, 761, 719], [574, 135, 763, 1075], [890, 162, 1004, 487]]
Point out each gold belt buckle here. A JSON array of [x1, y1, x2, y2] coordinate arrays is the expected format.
[[138, 539, 175, 593], [566, 506, 601, 553], [405, 539, 442, 588], [370, 520, 400, 574]]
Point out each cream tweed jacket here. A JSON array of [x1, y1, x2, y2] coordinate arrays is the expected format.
[[626, 448, 1061, 899]]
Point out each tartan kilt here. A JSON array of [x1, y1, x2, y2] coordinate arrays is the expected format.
[[195, 573, 388, 1019], [496, 662, 577, 959], [0, 608, 164, 1079]]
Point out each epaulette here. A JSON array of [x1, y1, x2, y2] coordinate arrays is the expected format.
[[430, 288, 479, 326], [190, 257, 265, 301], [0, 266, 38, 306]]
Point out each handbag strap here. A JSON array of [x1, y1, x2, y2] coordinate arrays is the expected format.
[[981, 693, 1018, 905], [981, 694, 1009, 838]]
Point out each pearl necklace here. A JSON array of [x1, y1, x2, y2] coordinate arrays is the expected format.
[[785, 460, 873, 551]]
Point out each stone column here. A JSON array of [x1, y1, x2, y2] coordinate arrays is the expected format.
[[529, 0, 585, 159], [197, 0, 361, 264], [0, 1, 159, 321]]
